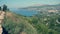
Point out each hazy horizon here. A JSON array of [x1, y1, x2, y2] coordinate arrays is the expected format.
[[0, 0, 60, 8]]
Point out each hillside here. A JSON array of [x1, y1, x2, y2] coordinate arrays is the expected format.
[[1, 11, 60, 34], [20, 4, 60, 11], [2, 11, 37, 34]]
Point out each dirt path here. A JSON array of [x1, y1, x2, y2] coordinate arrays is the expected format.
[[0, 11, 5, 34]]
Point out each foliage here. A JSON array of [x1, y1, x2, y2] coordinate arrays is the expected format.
[[0, 6, 1, 10], [3, 4, 7, 11], [2, 10, 60, 34], [2, 12, 37, 34]]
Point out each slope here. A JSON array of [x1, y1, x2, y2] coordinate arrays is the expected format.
[[2, 11, 37, 34]]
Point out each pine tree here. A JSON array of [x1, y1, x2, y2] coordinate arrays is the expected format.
[[3, 4, 7, 11], [0, 6, 1, 10]]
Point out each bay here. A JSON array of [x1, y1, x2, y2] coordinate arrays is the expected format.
[[10, 8, 38, 16]]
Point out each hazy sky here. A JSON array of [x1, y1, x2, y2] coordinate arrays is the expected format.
[[0, 0, 60, 8]]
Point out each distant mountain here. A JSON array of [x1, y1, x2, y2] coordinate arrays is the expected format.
[[19, 4, 60, 10]]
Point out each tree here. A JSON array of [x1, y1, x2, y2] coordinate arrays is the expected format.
[[0, 6, 1, 10], [3, 4, 7, 11]]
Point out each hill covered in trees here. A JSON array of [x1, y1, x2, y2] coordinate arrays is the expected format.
[[1, 9, 60, 34]]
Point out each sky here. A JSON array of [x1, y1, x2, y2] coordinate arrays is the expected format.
[[0, 0, 60, 8]]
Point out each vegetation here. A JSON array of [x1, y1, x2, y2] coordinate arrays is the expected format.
[[2, 11, 37, 34], [3, 4, 7, 11], [1, 10, 60, 34], [0, 6, 1, 10], [1, 4, 60, 34]]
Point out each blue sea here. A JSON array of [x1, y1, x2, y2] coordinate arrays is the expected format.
[[10, 8, 38, 16]]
